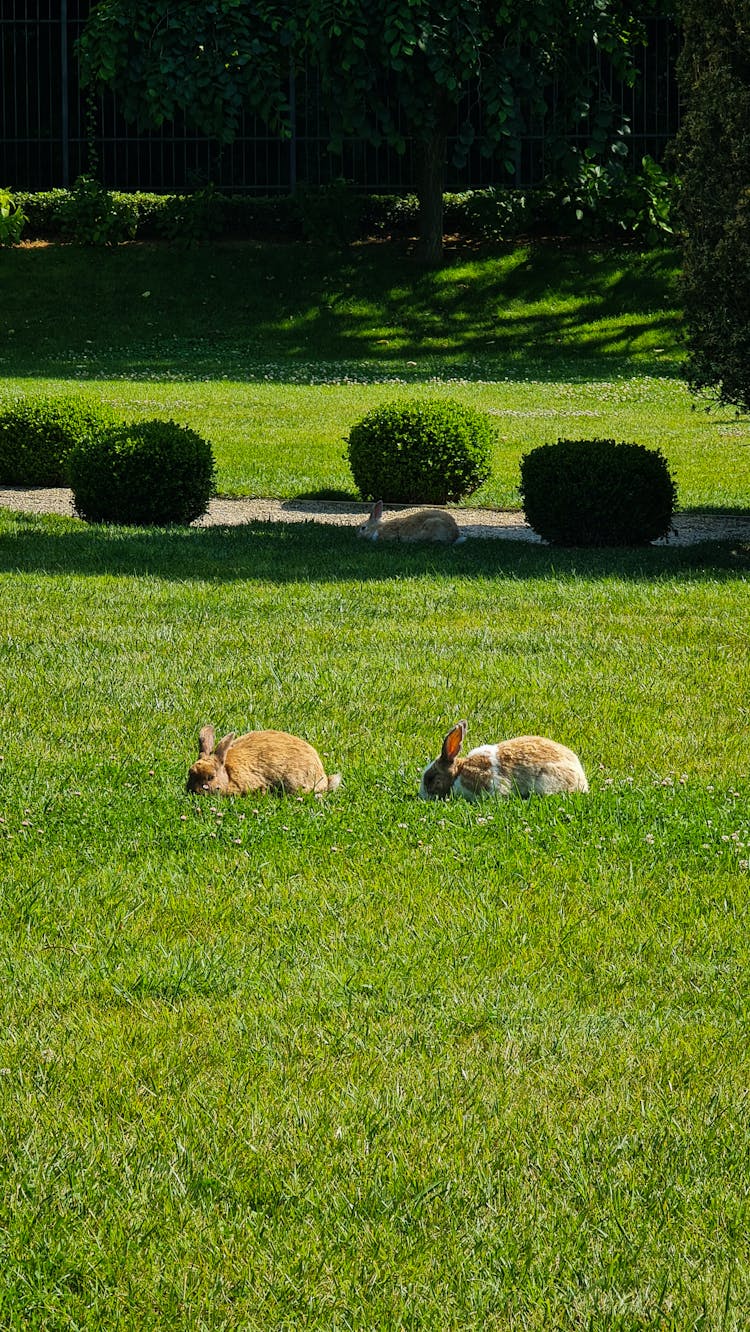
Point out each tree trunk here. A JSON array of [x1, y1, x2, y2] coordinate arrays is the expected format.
[[415, 130, 446, 267]]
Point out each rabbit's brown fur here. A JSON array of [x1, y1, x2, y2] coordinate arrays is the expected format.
[[358, 500, 464, 544], [187, 724, 341, 797]]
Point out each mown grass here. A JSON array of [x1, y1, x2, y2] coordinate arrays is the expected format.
[[1, 238, 749, 1326], [3, 240, 682, 372], [1, 511, 749, 1328], [5, 240, 750, 509]]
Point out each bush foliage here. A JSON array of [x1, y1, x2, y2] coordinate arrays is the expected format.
[[347, 398, 493, 505], [14, 166, 674, 248], [58, 175, 140, 245], [69, 419, 216, 526], [0, 188, 25, 246], [676, 1, 750, 412], [519, 438, 677, 547], [0, 396, 114, 485]]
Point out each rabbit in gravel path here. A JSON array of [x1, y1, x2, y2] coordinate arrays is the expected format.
[[358, 500, 465, 544]]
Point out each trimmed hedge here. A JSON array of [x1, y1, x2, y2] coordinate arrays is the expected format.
[[347, 398, 494, 505], [15, 187, 302, 245], [69, 419, 216, 526], [0, 396, 115, 485], [12, 169, 674, 247], [519, 438, 677, 547]]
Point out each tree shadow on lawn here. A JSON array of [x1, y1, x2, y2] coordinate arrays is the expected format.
[[10, 322, 683, 386], [0, 512, 746, 584], [2, 240, 683, 383]]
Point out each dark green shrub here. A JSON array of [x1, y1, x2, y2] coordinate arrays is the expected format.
[[297, 180, 365, 247], [443, 188, 530, 241], [680, 191, 750, 413], [15, 189, 68, 238], [676, 2, 750, 412], [347, 398, 493, 504], [0, 396, 115, 485], [519, 438, 677, 547], [58, 175, 139, 245], [538, 158, 675, 243], [151, 185, 226, 246], [362, 194, 419, 237], [221, 194, 301, 239], [69, 419, 216, 526], [13, 178, 677, 247]]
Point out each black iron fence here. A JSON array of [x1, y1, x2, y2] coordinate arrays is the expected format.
[[1, 1, 680, 195]]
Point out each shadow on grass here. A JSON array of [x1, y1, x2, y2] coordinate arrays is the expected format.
[[0, 511, 747, 584], [1, 240, 684, 384]]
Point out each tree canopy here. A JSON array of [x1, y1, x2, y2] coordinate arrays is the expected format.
[[78, 0, 295, 143], [298, 0, 652, 261], [79, 0, 658, 264]]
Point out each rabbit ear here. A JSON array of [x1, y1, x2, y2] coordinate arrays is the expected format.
[[441, 721, 467, 763], [370, 500, 384, 522], [214, 732, 236, 763], [198, 724, 215, 756]]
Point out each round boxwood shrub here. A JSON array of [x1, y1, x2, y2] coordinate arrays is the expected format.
[[0, 396, 114, 485], [347, 398, 493, 504], [519, 438, 677, 547], [69, 419, 216, 526]]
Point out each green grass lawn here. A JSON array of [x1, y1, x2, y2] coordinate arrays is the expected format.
[[0, 513, 749, 1328], [1, 240, 749, 1327], [4, 240, 750, 509]]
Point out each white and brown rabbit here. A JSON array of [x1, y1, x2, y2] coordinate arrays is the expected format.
[[358, 500, 465, 544], [187, 724, 341, 797], [419, 720, 588, 800]]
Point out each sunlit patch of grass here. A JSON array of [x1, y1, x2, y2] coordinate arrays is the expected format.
[[3, 239, 749, 511], [3, 239, 682, 375]]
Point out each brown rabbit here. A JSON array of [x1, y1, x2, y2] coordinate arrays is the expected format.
[[419, 720, 588, 800], [358, 500, 465, 544], [186, 724, 342, 797]]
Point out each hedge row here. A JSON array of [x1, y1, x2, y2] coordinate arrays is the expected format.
[[10, 159, 674, 247]]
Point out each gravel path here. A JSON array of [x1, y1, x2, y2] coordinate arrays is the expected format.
[[1, 487, 749, 546]]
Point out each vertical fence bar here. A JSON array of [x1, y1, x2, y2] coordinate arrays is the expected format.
[[60, 0, 69, 184], [288, 59, 297, 192]]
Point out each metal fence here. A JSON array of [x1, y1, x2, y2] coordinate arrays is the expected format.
[[1, 1, 680, 195]]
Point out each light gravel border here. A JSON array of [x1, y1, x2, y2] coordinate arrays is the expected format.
[[1, 487, 749, 546]]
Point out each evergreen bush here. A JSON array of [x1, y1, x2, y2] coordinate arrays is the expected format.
[[151, 184, 226, 246], [297, 180, 365, 246], [519, 438, 677, 547], [347, 398, 493, 504], [676, 2, 750, 412], [0, 396, 114, 485], [14, 190, 68, 238], [69, 419, 216, 526]]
